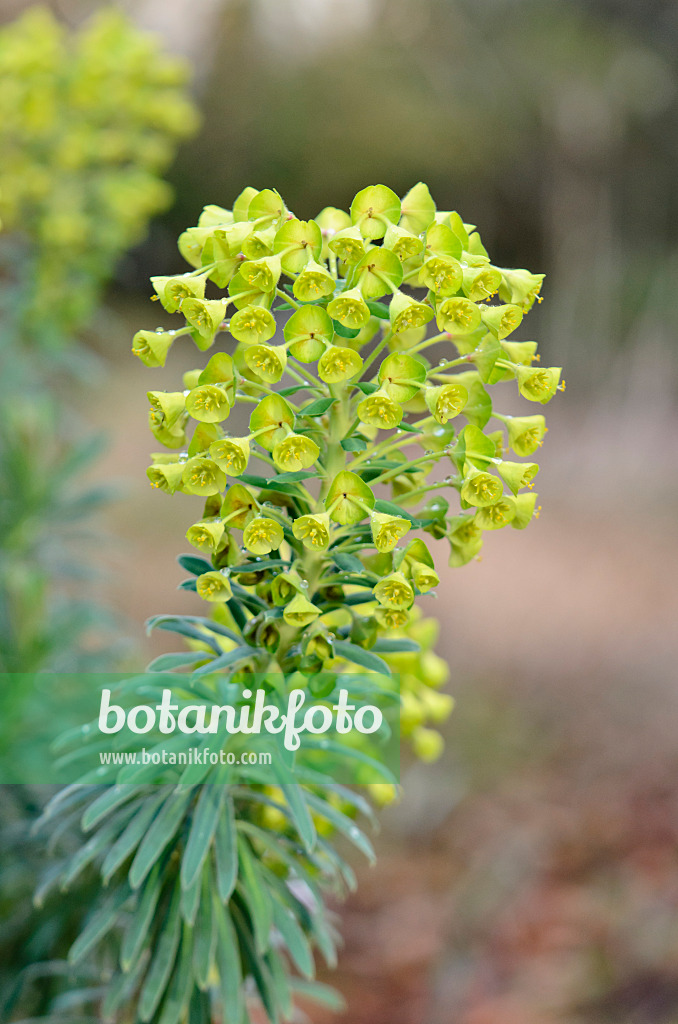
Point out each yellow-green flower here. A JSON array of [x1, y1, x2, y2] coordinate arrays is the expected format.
[[244, 344, 287, 383], [424, 382, 468, 424], [196, 570, 233, 602], [448, 514, 483, 567], [353, 246, 403, 299], [383, 223, 425, 262], [371, 512, 411, 553], [357, 389, 403, 429], [208, 437, 250, 476], [374, 606, 410, 629], [350, 184, 401, 241], [283, 593, 320, 627], [318, 345, 363, 384], [271, 570, 304, 605], [435, 296, 482, 334], [410, 561, 440, 593], [328, 226, 368, 265], [496, 460, 539, 495], [474, 496, 517, 530], [229, 305, 276, 345], [460, 467, 503, 508], [292, 260, 335, 302], [511, 492, 540, 530], [186, 519, 225, 554], [388, 290, 433, 334], [239, 255, 281, 293], [292, 513, 331, 551], [419, 256, 462, 296], [480, 303, 523, 339], [462, 266, 502, 302], [181, 297, 228, 349], [327, 288, 370, 330], [243, 516, 284, 555], [505, 415, 547, 456], [181, 458, 227, 497], [147, 390, 186, 431], [146, 460, 185, 493], [272, 433, 320, 472], [374, 572, 414, 610], [132, 329, 174, 368], [399, 181, 436, 234], [498, 268, 544, 310], [516, 366, 562, 404], [151, 273, 206, 313], [185, 384, 230, 423]]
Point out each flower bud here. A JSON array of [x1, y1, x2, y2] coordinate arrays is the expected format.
[[448, 514, 483, 567], [271, 570, 304, 606], [186, 518, 225, 554], [480, 303, 523, 339], [460, 465, 504, 507], [196, 570, 233, 602], [511, 492, 539, 530], [419, 256, 463, 296], [318, 345, 363, 383], [181, 457, 227, 496], [371, 512, 411, 553], [292, 512, 331, 551], [374, 572, 415, 610], [496, 460, 539, 495], [325, 471, 375, 525], [151, 273, 206, 313], [248, 393, 295, 451], [350, 614, 379, 649], [388, 290, 434, 334], [411, 726, 444, 763], [410, 561, 440, 593], [498, 268, 544, 310], [399, 181, 436, 234], [292, 260, 335, 302], [424, 382, 468, 424], [435, 296, 482, 334], [185, 383, 231, 423], [327, 288, 371, 330], [243, 516, 284, 555], [462, 265, 502, 302], [229, 305, 276, 345], [283, 593, 320, 627], [283, 305, 333, 362], [357, 388, 403, 429], [475, 496, 516, 530], [505, 415, 547, 456], [273, 218, 322, 273], [132, 329, 174, 368], [302, 624, 334, 661], [273, 433, 320, 472], [516, 366, 562, 404], [220, 484, 259, 529], [378, 351, 427, 402], [244, 344, 287, 383]]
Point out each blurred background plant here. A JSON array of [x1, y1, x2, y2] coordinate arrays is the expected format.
[[0, 7, 198, 1017], [0, 0, 677, 1022]]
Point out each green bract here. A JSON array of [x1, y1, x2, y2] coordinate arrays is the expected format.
[[120, 183, 559, 1024]]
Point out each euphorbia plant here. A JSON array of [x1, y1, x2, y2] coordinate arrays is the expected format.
[[41, 183, 559, 1023]]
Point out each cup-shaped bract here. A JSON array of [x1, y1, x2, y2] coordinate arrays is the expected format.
[[318, 346, 363, 384], [196, 570, 233, 602], [498, 268, 545, 310], [506, 415, 547, 456], [378, 351, 428, 403], [419, 256, 463, 297], [435, 296, 482, 335], [374, 572, 415, 610], [357, 389, 403, 429], [424, 382, 468, 424], [325, 471, 375, 525], [283, 593, 320, 627], [497, 460, 539, 495], [185, 383, 231, 423], [474, 495, 517, 530], [220, 484, 259, 529], [186, 519, 225, 554], [283, 305, 333, 362], [244, 344, 287, 383], [389, 290, 434, 335], [516, 366, 562, 404], [151, 273, 206, 313], [249, 393, 295, 451], [383, 223, 425, 262], [462, 265, 502, 302], [273, 218, 323, 273], [292, 260, 336, 302], [209, 437, 250, 476], [327, 288, 371, 330], [132, 329, 174, 367], [328, 226, 368, 265], [480, 303, 523, 339], [351, 184, 401, 240], [399, 181, 436, 234], [292, 513, 331, 552], [460, 467, 504, 508], [352, 246, 404, 300], [371, 512, 411, 553], [272, 433, 320, 472], [181, 457, 227, 496]]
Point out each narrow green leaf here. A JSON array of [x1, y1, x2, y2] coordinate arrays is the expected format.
[[237, 835, 273, 955], [366, 300, 390, 319], [304, 792, 376, 864], [271, 900, 314, 980], [214, 897, 244, 1024], [138, 882, 182, 1022], [181, 781, 226, 891], [277, 781, 316, 852], [341, 436, 367, 451], [192, 868, 216, 990], [176, 554, 213, 576], [129, 788, 194, 890], [121, 863, 163, 971], [214, 796, 238, 901], [302, 397, 335, 416], [68, 885, 130, 965], [333, 640, 390, 675], [157, 923, 194, 1024], [148, 652, 211, 672], [372, 638, 420, 653]]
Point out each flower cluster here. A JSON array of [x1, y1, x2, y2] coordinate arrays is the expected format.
[[139, 182, 559, 665], [0, 7, 198, 340]]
